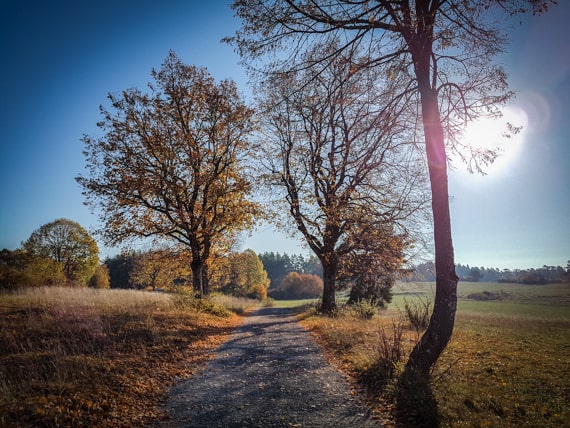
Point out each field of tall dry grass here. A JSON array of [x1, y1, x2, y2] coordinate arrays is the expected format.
[[0, 287, 253, 427]]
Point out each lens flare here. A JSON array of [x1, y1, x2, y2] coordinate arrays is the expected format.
[[458, 107, 528, 176]]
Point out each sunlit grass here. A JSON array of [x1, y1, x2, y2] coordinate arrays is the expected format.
[[211, 293, 261, 314], [300, 282, 570, 427], [0, 287, 244, 427], [272, 298, 318, 308]]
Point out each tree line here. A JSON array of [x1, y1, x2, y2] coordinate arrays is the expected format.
[[409, 261, 570, 284], [0, 219, 109, 290]]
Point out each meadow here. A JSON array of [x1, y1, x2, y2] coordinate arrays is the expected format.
[[0, 287, 256, 427], [300, 281, 570, 427], [1, 282, 567, 427]]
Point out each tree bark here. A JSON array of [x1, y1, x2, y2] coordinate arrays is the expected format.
[[191, 259, 206, 297], [406, 70, 458, 378], [319, 252, 338, 314]]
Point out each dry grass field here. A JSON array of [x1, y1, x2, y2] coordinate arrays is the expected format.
[[300, 282, 570, 427], [2, 282, 568, 427], [0, 287, 253, 427]]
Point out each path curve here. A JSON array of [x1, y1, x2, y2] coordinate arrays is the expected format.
[[158, 307, 387, 427]]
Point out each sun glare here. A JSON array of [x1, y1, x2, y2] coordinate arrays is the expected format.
[[456, 107, 528, 176]]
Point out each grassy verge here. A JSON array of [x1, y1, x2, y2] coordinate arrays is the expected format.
[[0, 287, 247, 427], [300, 282, 570, 427]]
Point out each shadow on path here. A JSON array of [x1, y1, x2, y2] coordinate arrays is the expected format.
[[158, 307, 388, 427]]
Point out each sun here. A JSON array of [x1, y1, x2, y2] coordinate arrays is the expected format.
[[455, 107, 528, 176]]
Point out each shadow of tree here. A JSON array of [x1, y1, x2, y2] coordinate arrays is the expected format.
[[395, 368, 439, 428], [354, 359, 439, 427]]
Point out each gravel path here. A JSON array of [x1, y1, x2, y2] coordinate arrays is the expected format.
[[158, 307, 388, 427]]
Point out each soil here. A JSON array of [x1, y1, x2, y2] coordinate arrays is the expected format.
[[157, 307, 392, 427]]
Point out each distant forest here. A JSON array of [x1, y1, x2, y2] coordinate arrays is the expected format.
[[407, 261, 570, 284], [257, 252, 322, 289], [258, 252, 569, 286]]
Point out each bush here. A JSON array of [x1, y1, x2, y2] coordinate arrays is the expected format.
[[172, 288, 232, 317], [89, 264, 111, 289], [403, 296, 432, 332], [272, 272, 323, 299], [351, 299, 377, 320], [467, 290, 508, 301]]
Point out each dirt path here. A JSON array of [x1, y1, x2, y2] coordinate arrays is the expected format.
[[158, 307, 389, 427]]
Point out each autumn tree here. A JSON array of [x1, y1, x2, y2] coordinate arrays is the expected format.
[[77, 52, 260, 295], [278, 271, 323, 299], [228, 0, 556, 377], [212, 249, 270, 299], [340, 222, 409, 308], [130, 248, 191, 290], [0, 248, 65, 289], [89, 264, 111, 289], [22, 218, 99, 286], [255, 43, 426, 313], [104, 251, 136, 289]]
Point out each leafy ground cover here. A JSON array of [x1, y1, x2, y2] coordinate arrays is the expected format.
[[300, 282, 570, 427], [0, 287, 252, 427]]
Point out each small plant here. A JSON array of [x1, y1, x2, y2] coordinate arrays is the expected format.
[[356, 318, 406, 396], [403, 296, 432, 332], [351, 299, 377, 320], [377, 319, 406, 378]]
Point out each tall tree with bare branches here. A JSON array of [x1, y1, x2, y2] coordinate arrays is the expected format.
[[256, 42, 427, 313], [228, 0, 556, 377]]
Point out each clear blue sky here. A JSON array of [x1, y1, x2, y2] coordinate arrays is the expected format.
[[1, 1, 568, 270]]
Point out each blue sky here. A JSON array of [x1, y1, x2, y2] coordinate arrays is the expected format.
[[1, 1, 568, 270]]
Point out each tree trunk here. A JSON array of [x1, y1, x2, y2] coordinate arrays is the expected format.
[[201, 263, 210, 295], [191, 259, 205, 297], [319, 252, 338, 314], [406, 76, 458, 379]]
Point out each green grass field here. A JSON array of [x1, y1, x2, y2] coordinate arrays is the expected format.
[[392, 281, 570, 319], [300, 281, 570, 427]]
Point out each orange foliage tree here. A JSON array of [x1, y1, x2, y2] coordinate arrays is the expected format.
[[77, 52, 261, 295]]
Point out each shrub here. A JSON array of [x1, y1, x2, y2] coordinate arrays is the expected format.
[[89, 264, 111, 289], [274, 272, 323, 299], [467, 290, 508, 301], [172, 288, 232, 317], [403, 296, 432, 332], [351, 299, 377, 320]]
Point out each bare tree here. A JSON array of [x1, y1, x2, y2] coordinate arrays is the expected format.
[[256, 43, 427, 313], [77, 52, 260, 295], [228, 0, 556, 376]]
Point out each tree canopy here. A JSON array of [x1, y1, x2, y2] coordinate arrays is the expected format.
[[228, 0, 557, 377], [77, 52, 261, 295], [21, 218, 99, 286], [211, 249, 270, 299], [255, 41, 427, 312]]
